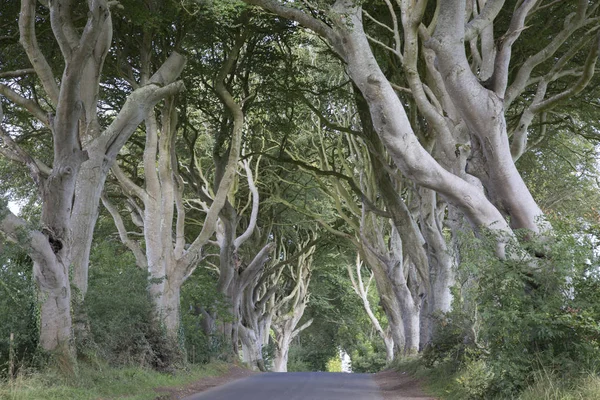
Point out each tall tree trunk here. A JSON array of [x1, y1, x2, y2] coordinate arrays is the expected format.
[[418, 188, 455, 346], [273, 335, 290, 373], [361, 250, 406, 355], [239, 325, 266, 371], [395, 284, 420, 356], [347, 255, 395, 362], [36, 259, 73, 361], [156, 280, 182, 337]]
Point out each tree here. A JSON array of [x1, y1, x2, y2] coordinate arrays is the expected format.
[[270, 230, 316, 372], [103, 23, 243, 342], [347, 254, 394, 362], [239, 0, 599, 249], [0, 0, 185, 367]]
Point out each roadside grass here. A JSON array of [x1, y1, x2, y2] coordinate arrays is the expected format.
[[0, 361, 230, 400], [390, 358, 600, 400], [389, 358, 466, 400], [518, 371, 600, 400]]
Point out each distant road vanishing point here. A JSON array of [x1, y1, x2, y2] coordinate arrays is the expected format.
[[183, 372, 384, 400]]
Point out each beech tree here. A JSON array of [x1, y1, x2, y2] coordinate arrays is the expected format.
[[0, 0, 185, 366], [347, 254, 394, 362], [270, 231, 315, 372], [239, 0, 599, 250], [102, 24, 245, 340]]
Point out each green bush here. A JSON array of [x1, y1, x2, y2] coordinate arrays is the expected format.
[[180, 267, 233, 364], [85, 244, 181, 370], [425, 227, 600, 398], [455, 359, 495, 399], [350, 340, 388, 373], [0, 244, 38, 378]]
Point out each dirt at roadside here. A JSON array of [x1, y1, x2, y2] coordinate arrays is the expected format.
[[153, 365, 257, 399], [373, 369, 437, 400]]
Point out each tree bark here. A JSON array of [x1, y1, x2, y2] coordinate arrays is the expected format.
[[0, 1, 186, 364]]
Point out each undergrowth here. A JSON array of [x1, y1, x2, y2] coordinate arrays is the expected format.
[[391, 224, 600, 400], [392, 358, 600, 400], [0, 360, 230, 400]]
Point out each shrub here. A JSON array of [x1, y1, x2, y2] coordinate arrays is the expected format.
[[85, 245, 182, 370], [425, 227, 600, 398], [350, 341, 388, 373], [0, 244, 38, 378], [455, 359, 494, 400]]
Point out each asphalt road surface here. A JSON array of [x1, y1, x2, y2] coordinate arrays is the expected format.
[[183, 372, 384, 400]]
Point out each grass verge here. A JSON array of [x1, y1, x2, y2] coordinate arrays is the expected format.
[[389, 358, 600, 400], [0, 361, 230, 400]]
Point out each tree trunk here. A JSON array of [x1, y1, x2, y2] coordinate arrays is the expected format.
[[273, 330, 292, 372], [37, 260, 73, 357], [396, 286, 420, 356], [366, 255, 405, 354], [70, 149, 108, 344], [273, 348, 289, 373], [239, 325, 266, 371], [154, 279, 182, 337], [418, 188, 455, 347], [383, 334, 394, 363]]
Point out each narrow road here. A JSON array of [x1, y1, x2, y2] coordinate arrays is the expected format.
[[182, 372, 384, 400]]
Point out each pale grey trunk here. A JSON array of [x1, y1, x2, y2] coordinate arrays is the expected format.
[[383, 334, 394, 363], [70, 150, 111, 343], [395, 284, 420, 356], [365, 253, 405, 354], [215, 208, 239, 352], [36, 259, 72, 353], [239, 325, 266, 371], [418, 187, 455, 346], [156, 280, 182, 336], [273, 342, 290, 373]]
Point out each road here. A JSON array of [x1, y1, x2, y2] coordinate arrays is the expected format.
[[182, 372, 384, 400]]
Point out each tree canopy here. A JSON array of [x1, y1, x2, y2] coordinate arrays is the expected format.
[[1, 0, 600, 398]]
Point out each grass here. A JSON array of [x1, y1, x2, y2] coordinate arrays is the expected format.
[[389, 358, 600, 400], [519, 371, 600, 400], [0, 361, 231, 400], [388, 357, 466, 400]]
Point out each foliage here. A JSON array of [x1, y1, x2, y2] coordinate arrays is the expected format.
[[325, 356, 342, 372], [423, 225, 600, 399], [286, 344, 314, 372], [287, 244, 388, 372], [181, 267, 233, 364], [0, 244, 37, 378], [349, 340, 387, 373], [85, 238, 181, 370], [0, 361, 230, 400]]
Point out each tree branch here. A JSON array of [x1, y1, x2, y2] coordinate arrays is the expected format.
[[101, 52, 187, 163], [0, 202, 57, 273], [100, 194, 147, 269], [505, 0, 592, 107], [19, 0, 60, 105], [464, 0, 505, 41], [0, 105, 50, 187], [0, 83, 50, 126], [111, 163, 146, 201], [491, 0, 538, 97], [239, 242, 276, 292], [241, 0, 336, 44], [0, 69, 36, 79], [234, 159, 260, 249]]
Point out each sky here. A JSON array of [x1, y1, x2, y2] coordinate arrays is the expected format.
[[8, 201, 21, 215]]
